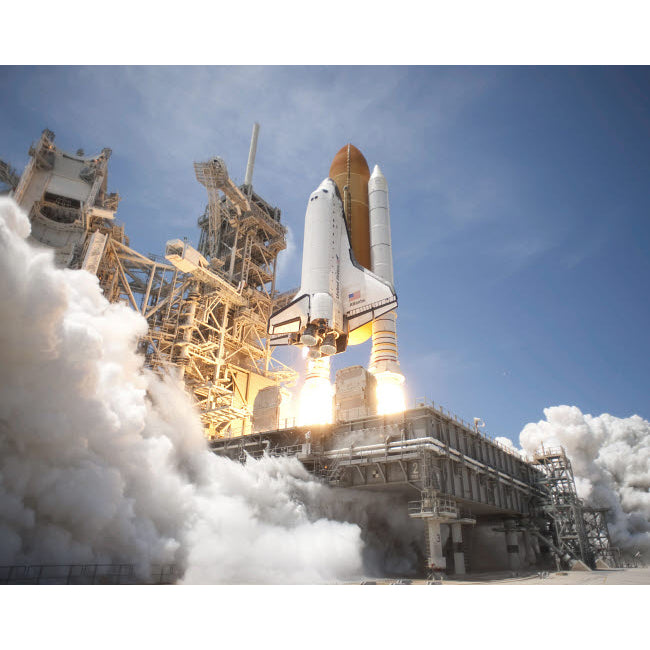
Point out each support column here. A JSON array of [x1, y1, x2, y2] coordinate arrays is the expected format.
[[451, 523, 465, 575], [504, 520, 521, 571], [425, 520, 446, 573], [522, 530, 537, 566], [175, 283, 199, 380], [530, 532, 541, 558]]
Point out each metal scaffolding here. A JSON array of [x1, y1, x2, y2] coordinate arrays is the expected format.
[[0, 159, 20, 193], [582, 506, 620, 568], [533, 445, 619, 568], [10, 127, 297, 439]]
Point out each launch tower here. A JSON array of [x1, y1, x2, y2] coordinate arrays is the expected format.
[[9, 127, 297, 438]]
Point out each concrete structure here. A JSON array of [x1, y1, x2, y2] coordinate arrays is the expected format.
[[334, 365, 377, 421], [215, 399, 620, 576], [11, 129, 120, 268], [213, 401, 542, 575], [252, 385, 292, 433]]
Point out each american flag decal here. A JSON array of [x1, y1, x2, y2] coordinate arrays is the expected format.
[[348, 290, 361, 300]]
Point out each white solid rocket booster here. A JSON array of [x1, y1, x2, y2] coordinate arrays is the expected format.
[[368, 165, 403, 379]]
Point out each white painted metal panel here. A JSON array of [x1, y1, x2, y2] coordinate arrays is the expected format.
[[81, 231, 108, 274], [47, 175, 91, 202], [52, 154, 86, 178]]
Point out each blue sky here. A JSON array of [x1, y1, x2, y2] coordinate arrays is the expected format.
[[1, 66, 648, 441]]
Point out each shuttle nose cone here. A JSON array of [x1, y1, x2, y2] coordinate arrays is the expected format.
[[315, 178, 337, 196]]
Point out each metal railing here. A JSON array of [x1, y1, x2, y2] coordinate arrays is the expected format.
[[534, 446, 566, 459], [408, 497, 458, 519], [0, 563, 178, 585], [246, 443, 303, 459], [412, 396, 534, 463]]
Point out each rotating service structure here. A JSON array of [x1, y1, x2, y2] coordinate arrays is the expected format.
[[8, 126, 297, 439]]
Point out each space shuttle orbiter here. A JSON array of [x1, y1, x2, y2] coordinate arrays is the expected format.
[[268, 178, 397, 358]]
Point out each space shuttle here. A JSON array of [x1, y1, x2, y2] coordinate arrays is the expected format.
[[268, 178, 397, 358]]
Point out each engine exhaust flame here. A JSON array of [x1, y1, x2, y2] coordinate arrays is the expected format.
[[297, 356, 334, 425], [374, 371, 406, 415]]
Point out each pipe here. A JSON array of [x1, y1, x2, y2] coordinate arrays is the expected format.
[[244, 123, 260, 188]]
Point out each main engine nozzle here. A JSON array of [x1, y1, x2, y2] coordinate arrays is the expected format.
[[320, 332, 338, 356], [301, 323, 320, 347]]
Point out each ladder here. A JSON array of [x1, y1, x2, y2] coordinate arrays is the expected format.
[[240, 234, 253, 286]]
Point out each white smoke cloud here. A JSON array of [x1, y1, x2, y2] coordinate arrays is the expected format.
[[494, 436, 528, 460], [275, 223, 298, 287], [520, 405, 650, 559], [0, 197, 363, 583]]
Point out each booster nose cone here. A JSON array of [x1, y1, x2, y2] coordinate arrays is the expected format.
[[370, 164, 388, 190]]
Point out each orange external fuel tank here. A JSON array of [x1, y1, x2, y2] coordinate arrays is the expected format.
[[329, 144, 373, 345]]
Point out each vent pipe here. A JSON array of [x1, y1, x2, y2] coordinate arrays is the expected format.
[[244, 122, 260, 188]]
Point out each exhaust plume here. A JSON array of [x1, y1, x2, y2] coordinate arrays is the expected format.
[[0, 197, 363, 583], [297, 356, 333, 425]]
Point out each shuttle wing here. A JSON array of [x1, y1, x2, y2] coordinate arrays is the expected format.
[[340, 236, 397, 333], [268, 293, 310, 338], [269, 333, 294, 346]]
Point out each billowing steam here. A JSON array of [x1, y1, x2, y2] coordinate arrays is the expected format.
[[520, 406, 650, 560], [0, 198, 363, 583]]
